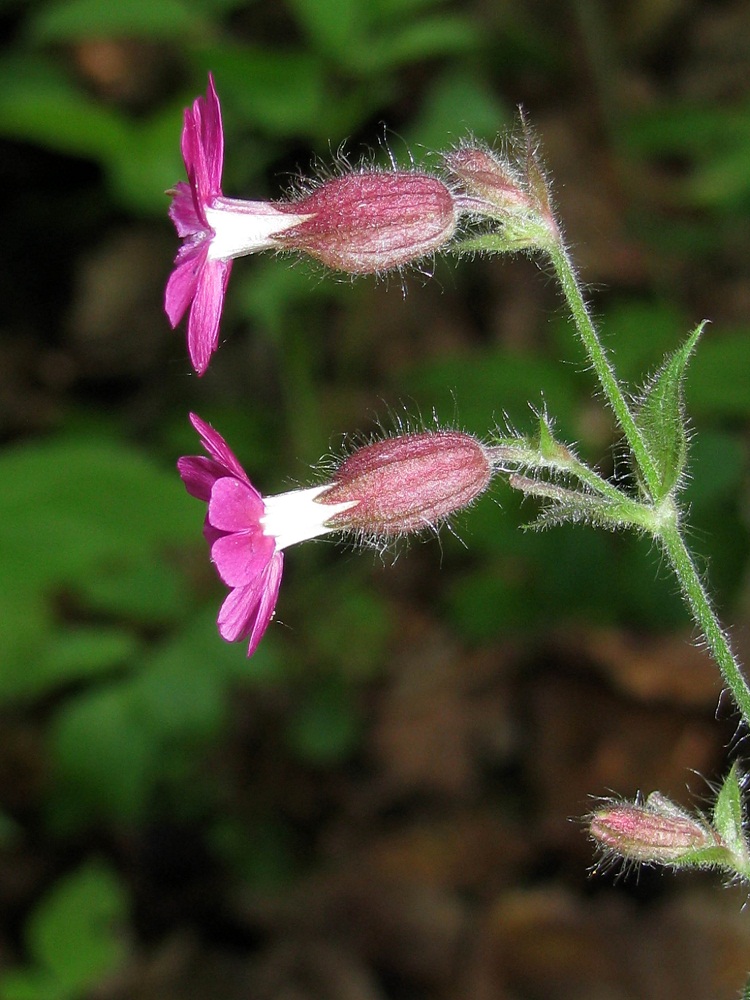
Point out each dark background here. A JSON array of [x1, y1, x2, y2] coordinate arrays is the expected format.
[[1, 1, 750, 997]]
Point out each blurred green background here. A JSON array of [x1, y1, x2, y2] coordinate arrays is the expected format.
[[1, 1, 750, 997]]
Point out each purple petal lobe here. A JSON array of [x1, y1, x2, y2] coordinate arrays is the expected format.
[[169, 181, 202, 237], [211, 530, 274, 587], [245, 552, 284, 656], [165, 241, 207, 328], [202, 73, 224, 195], [190, 413, 253, 488], [177, 455, 225, 501], [217, 581, 262, 643], [167, 75, 229, 373], [187, 257, 231, 375], [188, 413, 253, 485], [216, 550, 282, 647], [208, 477, 264, 532]]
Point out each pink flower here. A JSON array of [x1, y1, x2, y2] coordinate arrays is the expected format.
[[165, 76, 311, 375], [166, 76, 465, 374], [180, 414, 496, 654], [178, 413, 356, 655]]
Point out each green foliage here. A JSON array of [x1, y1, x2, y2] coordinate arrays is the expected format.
[[406, 66, 510, 152], [712, 763, 750, 875], [2, 4, 750, 995], [197, 46, 329, 138], [286, 673, 362, 765], [1, 863, 128, 1000], [685, 329, 750, 418], [286, 0, 478, 75], [0, 435, 195, 700], [403, 350, 582, 440], [0, 0, 488, 211], [0, 56, 184, 212], [27, 0, 212, 41], [48, 608, 282, 828], [625, 102, 750, 212], [635, 322, 705, 500]]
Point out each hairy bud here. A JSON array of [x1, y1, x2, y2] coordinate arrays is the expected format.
[[589, 793, 720, 866], [317, 430, 493, 537], [276, 171, 458, 273], [444, 145, 531, 213]]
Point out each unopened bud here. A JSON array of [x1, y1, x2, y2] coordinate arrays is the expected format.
[[317, 431, 493, 537], [275, 171, 458, 273], [589, 793, 719, 865], [445, 145, 531, 213]]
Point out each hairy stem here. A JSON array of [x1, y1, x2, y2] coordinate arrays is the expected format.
[[658, 510, 750, 726], [546, 242, 661, 496], [546, 239, 750, 722]]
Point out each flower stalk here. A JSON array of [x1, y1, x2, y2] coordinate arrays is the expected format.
[[542, 239, 750, 726], [544, 241, 661, 497], [658, 515, 750, 725]]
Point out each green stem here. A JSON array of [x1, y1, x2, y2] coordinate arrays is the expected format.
[[546, 240, 750, 722], [487, 441, 633, 505], [546, 242, 661, 496], [659, 511, 750, 726]]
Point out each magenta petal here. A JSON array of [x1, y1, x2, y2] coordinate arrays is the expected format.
[[211, 530, 274, 587], [216, 551, 283, 648], [165, 241, 206, 328], [180, 115, 208, 230], [208, 477, 264, 532], [217, 583, 262, 643], [245, 552, 283, 656], [201, 73, 224, 195], [169, 181, 202, 237], [182, 75, 223, 214], [187, 256, 231, 375], [188, 413, 251, 484], [177, 455, 225, 501]]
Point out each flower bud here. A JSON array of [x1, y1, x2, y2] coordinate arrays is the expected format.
[[444, 146, 531, 213], [316, 430, 493, 537], [589, 793, 719, 865], [275, 171, 458, 273]]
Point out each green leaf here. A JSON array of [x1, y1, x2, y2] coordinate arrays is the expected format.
[[623, 102, 750, 212], [48, 606, 281, 828], [77, 556, 188, 624], [199, 48, 328, 137], [407, 67, 510, 153], [0, 55, 128, 162], [112, 104, 186, 214], [0, 56, 184, 213], [0, 627, 139, 702], [0, 969, 59, 1000], [555, 300, 686, 385], [712, 762, 748, 865], [355, 15, 479, 74], [300, 575, 391, 677], [27, 0, 212, 41], [286, 0, 364, 59], [682, 430, 745, 507], [52, 685, 157, 823], [0, 435, 196, 695], [26, 863, 127, 993], [635, 321, 705, 500]]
